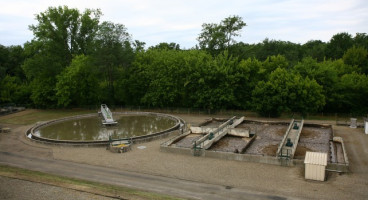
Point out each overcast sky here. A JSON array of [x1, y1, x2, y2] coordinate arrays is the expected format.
[[1, 0, 368, 48]]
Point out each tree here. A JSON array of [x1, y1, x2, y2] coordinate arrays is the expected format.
[[292, 58, 340, 112], [132, 40, 146, 52], [149, 42, 180, 50], [261, 55, 289, 78], [252, 68, 325, 117], [191, 51, 239, 110], [29, 6, 101, 65], [232, 57, 263, 109], [326, 32, 354, 59], [23, 6, 102, 107], [334, 73, 368, 113], [256, 39, 302, 64], [92, 21, 133, 104], [0, 75, 30, 105], [56, 55, 100, 107], [343, 46, 368, 74], [0, 45, 9, 80], [197, 15, 246, 54], [0, 75, 18, 103], [354, 33, 368, 49], [301, 40, 326, 61]]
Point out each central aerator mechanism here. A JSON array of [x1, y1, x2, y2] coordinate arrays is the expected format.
[[99, 104, 117, 125]]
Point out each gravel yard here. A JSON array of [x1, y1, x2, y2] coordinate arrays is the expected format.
[[209, 135, 251, 153], [295, 126, 333, 160], [172, 133, 202, 148], [244, 123, 288, 155], [1, 111, 368, 200]]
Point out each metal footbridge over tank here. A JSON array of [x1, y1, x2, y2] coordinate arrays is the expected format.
[[100, 104, 117, 125], [277, 119, 304, 159], [193, 116, 244, 156]]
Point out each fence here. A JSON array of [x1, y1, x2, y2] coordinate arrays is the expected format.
[[3, 104, 368, 122]]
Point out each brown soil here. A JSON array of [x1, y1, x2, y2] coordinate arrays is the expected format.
[[276, 127, 287, 136], [294, 146, 312, 157], [300, 129, 318, 138], [209, 135, 249, 153], [261, 144, 278, 156]]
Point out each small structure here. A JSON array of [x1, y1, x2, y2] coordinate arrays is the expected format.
[[0, 127, 11, 133], [364, 118, 368, 134], [304, 151, 327, 181], [349, 118, 357, 128], [109, 139, 132, 153]]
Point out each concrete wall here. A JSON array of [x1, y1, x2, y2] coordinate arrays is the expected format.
[[160, 144, 304, 167], [276, 119, 294, 157], [26, 112, 182, 147], [333, 136, 349, 166]]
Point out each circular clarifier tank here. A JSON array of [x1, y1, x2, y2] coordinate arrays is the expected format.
[[28, 112, 181, 145]]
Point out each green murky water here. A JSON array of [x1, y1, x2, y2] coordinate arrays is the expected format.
[[34, 115, 177, 141]]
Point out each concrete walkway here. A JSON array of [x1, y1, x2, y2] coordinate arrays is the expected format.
[[278, 120, 304, 158]]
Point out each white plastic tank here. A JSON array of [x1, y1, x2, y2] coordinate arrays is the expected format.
[[350, 118, 357, 128]]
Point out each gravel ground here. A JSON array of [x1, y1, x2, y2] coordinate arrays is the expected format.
[[296, 126, 333, 160], [299, 126, 332, 144], [0, 176, 114, 200], [244, 123, 287, 155], [208, 135, 251, 153], [1, 113, 368, 200], [173, 133, 202, 148]]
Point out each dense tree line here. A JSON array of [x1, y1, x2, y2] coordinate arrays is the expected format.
[[1, 6, 368, 117]]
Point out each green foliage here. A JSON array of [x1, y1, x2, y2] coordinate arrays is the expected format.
[[326, 32, 354, 59], [92, 21, 133, 103], [343, 46, 368, 74], [191, 51, 239, 109], [353, 33, 368, 49], [301, 40, 326, 61], [149, 42, 180, 50], [261, 55, 289, 77], [29, 5, 101, 64], [252, 68, 325, 117], [256, 39, 302, 64], [334, 73, 368, 114], [29, 78, 57, 108], [198, 15, 246, 54], [234, 58, 263, 109], [0, 75, 18, 103], [22, 6, 102, 107], [56, 55, 100, 107], [1, 7, 368, 116]]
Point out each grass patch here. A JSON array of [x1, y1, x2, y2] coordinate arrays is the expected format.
[[0, 164, 183, 200]]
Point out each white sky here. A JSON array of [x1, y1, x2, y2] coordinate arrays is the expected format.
[[1, 0, 368, 48]]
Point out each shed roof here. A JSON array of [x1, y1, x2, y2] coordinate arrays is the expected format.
[[304, 151, 327, 166]]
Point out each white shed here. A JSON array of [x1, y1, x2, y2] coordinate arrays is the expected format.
[[304, 151, 327, 181]]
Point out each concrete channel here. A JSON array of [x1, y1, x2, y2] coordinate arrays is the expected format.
[[161, 117, 349, 171]]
